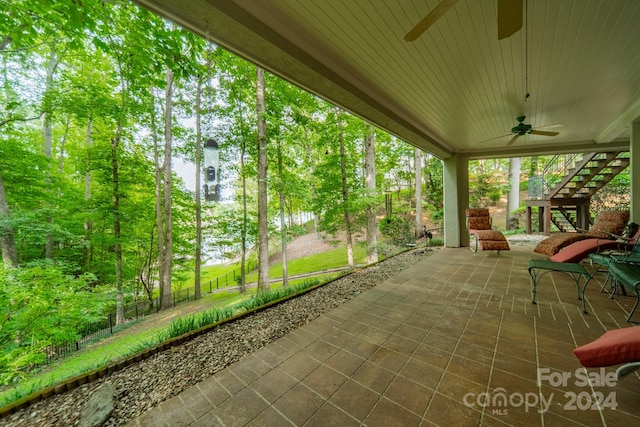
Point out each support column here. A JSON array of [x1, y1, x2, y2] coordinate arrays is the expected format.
[[443, 154, 469, 247], [632, 122, 640, 224], [543, 203, 551, 236]]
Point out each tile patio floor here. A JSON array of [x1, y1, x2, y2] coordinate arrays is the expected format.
[[126, 246, 640, 426]]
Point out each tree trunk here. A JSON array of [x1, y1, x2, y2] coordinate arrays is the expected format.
[[194, 78, 202, 300], [111, 135, 125, 325], [507, 157, 521, 230], [304, 131, 320, 236], [364, 124, 378, 264], [160, 69, 174, 310], [256, 67, 270, 293], [42, 45, 58, 260], [336, 107, 354, 267], [278, 140, 289, 287], [152, 89, 165, 310], [83, 120, 93, 271], [0, 172, 18, 268], [240, 136, 247, 294], [415, 148, 423, 238]]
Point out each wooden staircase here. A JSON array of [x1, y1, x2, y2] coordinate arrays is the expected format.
[[525, 151, 630, 235]]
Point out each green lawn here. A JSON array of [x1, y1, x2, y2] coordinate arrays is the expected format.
[[0, 242, 393, 408], [246, 245, 367, 282]]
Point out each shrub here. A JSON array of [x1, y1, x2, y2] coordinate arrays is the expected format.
[[379, 215, 414, 245]]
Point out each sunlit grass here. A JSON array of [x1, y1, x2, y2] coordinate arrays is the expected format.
[[0, 242, 400, 408], [246, 245, 367, 282]]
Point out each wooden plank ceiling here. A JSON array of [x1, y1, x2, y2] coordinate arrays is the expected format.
[[134, 0, 640, 159]]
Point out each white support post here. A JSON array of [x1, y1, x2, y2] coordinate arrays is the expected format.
[[443, 154, 469, 247]]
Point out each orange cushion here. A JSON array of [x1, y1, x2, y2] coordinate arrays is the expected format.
[[468, 216, 491, 230], [466, 208, 489, 217], [550, 239, 622, 263], [534, 233, 593, 256], [573, 327, 640, 367]]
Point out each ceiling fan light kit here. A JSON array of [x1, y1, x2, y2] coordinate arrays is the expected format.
[[507, 116, 560, 146]]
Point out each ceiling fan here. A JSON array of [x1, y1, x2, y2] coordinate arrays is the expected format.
[[404, 0, 523, 42], [505, 116, 560, 146]]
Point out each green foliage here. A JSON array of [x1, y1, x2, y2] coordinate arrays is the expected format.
[[425, 158, 444, 209], [379, 215, 414, 246], [156, 306, 235, 342], [157, 278, 320, 342], [430, 207, 444, 222], [0, 262, 110, 384], [591, 169, 630, 214], [428, 237, 444, 246]]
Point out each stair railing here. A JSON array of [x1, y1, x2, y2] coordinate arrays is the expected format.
[[528, 154, 582, 199]]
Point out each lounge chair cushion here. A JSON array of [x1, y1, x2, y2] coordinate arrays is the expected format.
[[534, 210, 630, 257], [585, 210, 630, 237], [468, 216, 491, 230], [573, 327, 640, 367], [534, 233, 594, 257], [550, 239, 624, 263], [469, 229, 510, 251]]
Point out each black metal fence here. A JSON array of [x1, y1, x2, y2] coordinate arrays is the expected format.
[[42, 240, 292, 365], [42, 270, 244, 366]]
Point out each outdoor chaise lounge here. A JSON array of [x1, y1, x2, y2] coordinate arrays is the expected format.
[[466, 208, 510, 253], [534, 210, 630, 257], [574, 326, 640, 379], [549, 226, 640, 263]]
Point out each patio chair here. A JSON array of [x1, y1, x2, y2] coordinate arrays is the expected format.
[[465, 208, 510, 253], [580, 243, 640, 324], [579, 230, 640, 298], [533, 210, 630, 257]]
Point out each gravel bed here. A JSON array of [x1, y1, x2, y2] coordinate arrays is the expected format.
[[4, 248, 432, 427]]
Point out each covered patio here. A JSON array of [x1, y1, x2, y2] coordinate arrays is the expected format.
[[123, 1, 640, 425], [127, 246, 640, 426]]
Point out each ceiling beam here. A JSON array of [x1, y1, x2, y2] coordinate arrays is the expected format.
[[465, 139, 630, 160]]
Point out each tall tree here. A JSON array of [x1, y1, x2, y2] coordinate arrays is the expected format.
[[160, 68, 175, 310], [507, 157, 521, 230], [239, 134, 248, 294], [110, 132, 124, 325], [194, 76, 203, 300], [256, 67, 270, 292], [336, 107, 355, 267], [415, 148, 423, 237], [364, 124, 378, 264], [277, 139, 289, 286], [41, 44, 59, 259]]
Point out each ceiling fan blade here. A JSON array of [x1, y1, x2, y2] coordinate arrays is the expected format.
[[404, 0, 459, 41], [507, 134, 520, 146], [530, 130, 560, 137], [478, 133, 511, 143], [497, 0, 523, 40], [537, 123, 565, 130]]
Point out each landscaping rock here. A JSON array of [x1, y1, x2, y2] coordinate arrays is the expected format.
[[79, 383, 115, 427]]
